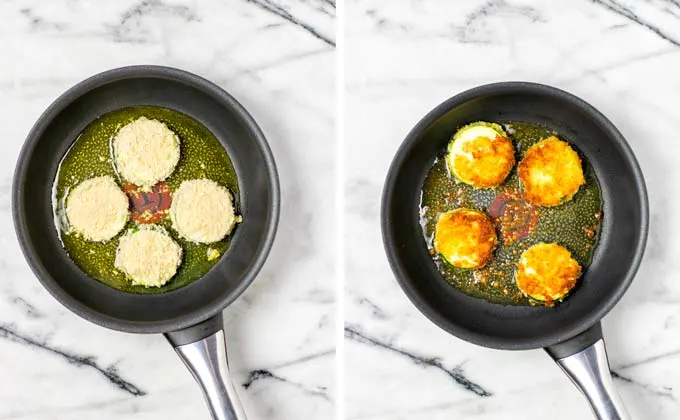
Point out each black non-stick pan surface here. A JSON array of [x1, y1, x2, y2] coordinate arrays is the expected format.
[[13, 66, 279, 420], [382, 82, 648, 419]]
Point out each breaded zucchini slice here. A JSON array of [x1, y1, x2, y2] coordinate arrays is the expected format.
[[170, 179, 240, 244], [516, 242, 582, 304], [65, 176, 129, 242], [434, 208, 498, 269], [518, 136, 585, 207], [113, 117, 181, 187], [446, 122, 515, 188], [114, 225, 183, 287]]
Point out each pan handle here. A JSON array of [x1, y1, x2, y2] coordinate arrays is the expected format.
[[545, 323, 630, 420], [165, 313, 247, 420]]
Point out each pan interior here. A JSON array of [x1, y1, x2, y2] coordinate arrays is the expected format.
[[420, 121, 603, 306], [54, 106, 240, 294], [383, 83, 647, 349], [14, 68, 278, 333]]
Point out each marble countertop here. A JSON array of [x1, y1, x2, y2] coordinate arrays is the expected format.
[[345, 0, 680, 419], [0, 1, 334, 419]]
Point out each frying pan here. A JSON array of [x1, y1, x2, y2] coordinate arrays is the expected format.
[[382, 82, 648, 420], [13, 66, 279, 420]]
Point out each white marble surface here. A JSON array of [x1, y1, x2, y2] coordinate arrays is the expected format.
[[345, 1, 680, 419], [0, 1, 334, 419]]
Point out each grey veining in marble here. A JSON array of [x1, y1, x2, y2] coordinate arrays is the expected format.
[[0, 1, 335, 419], [345, 0, 680, 419]]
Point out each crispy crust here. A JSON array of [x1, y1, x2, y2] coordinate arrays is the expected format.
[[518, 136, 585, 207], [449, 133, 515, 189], [516, 242, 582, 304], [434, 208, 498, 269]]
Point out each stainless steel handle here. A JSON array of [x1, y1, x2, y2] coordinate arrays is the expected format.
[[554, 339, 630, 420], [173, 330, 247, 420]]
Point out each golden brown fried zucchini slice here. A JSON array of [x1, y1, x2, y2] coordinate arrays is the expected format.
[[516, 242, 582, 304], [434, 208, 498, 269], [518, 136, 585, 207], [446, 122, 515, 189]]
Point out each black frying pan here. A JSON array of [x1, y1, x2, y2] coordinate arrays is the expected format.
[[382, 82, 648, 420], [13, 66, 279, 420]]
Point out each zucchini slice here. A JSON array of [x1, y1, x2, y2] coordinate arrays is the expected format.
[[446, 122, 515, 189], [434, 208, 497, 269], [515, 242, 582, 305]]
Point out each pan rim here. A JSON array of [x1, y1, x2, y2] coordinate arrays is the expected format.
[[13, 65, 280, 334], [381, 81, 649, 350]]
